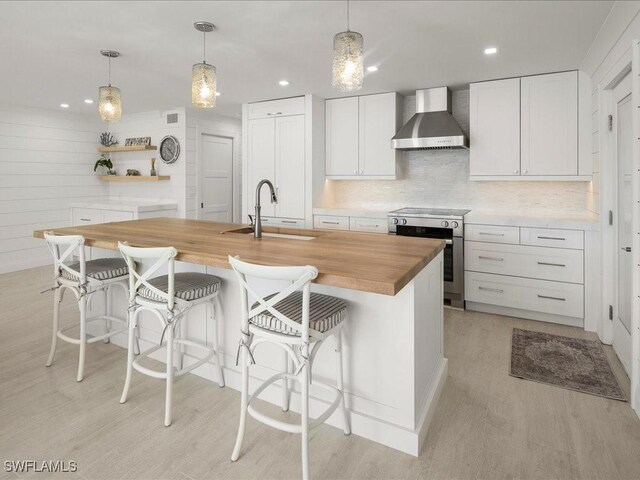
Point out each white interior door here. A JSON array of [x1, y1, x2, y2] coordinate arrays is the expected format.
[[615, 72, 633, 374], [200, 134, 233, 222]]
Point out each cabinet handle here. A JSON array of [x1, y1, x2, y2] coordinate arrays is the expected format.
[[479, 286, 504, 293], [479, 232, 504, 237], [513, 170, 519, 174], [537, 295, 566, 301], [537, 236, 566, 241], [537, 261, 566, 267], [80, 218, 91, 222], [266, 112, 282, 116], [478, 256, 504, 261], [522, 169, 528, 174], [281, 220, 297, 224], [321, 220, 340, 225]]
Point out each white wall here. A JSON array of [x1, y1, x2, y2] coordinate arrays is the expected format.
[[106, 108, 188, 217], [186, 113, 242, 221], [0, 103, 106, 273], [322, 91, 594, 215]]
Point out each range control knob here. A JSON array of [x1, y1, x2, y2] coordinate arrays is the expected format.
[[392, 218, 399, 225], [441, 220, 449, 228], [402, 218, 408, 225], [450, 221, 459, 228]]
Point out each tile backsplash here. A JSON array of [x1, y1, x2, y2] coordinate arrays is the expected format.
[[321, 90, 594, 215]]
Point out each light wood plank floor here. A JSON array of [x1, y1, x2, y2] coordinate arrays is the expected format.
[[1, 266, 639, 480]]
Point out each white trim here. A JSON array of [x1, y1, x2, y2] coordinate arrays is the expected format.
[[470, 175, 592, 182]]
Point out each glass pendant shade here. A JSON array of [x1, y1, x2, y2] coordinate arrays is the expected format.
[[332, 30, 363, 92], [192, 62, 217, 108], [98, 85, 122, 123]]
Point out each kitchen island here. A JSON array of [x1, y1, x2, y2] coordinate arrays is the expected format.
[[34, 218, 446, 456]]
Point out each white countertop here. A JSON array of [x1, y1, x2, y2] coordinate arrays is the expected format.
[[314, 207, 600, 231], [71, 198, 178, 213], [464, 210, 600, 231], [313, 207, 388, 219]]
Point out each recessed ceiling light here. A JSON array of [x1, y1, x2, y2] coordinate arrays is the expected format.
[[366, 66, 378, 72], [279, 80, 290, 86], [60, 103, 69, 108], [484, 47, 498, 55], [84, 99, 94, 104], [215, 92, 221, 96]]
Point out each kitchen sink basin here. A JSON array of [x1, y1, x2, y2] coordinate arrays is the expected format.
[[221, 227, 316, 241]]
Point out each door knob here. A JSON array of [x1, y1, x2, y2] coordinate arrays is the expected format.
[[622, 247, 631, 252]]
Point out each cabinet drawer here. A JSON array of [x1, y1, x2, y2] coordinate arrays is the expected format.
[[465, 241, 583, 284], [72, 208, 102, 226], [350, 217, 387, 233], [248, 97, 305, 119], [465, 224, 520, 244], [465, 271, 584, 318], [314, 215, 350, 231], [103, 210, 134, 223], [520, 227, 583, 250], [261, 217, 305, 229]]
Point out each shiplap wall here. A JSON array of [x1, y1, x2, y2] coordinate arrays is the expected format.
[[0, 103, 106, 273], [323, 91, 594, 215]]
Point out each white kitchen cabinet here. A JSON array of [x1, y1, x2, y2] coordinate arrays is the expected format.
[[325, 97, 359, 176], [470, 78, 521, 176], [470, 71, 587, 180], [275, 115, 305, 219], [325, 92, 400, 179], [521, 71, 578, 175], [247, 117, 277, 217], [243, 95, 324, 228]]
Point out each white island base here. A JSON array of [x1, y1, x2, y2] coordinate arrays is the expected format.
[[91, 249, 446, 456]]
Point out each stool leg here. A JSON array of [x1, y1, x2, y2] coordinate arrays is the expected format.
[[231, 343, 249, 461], [282, 350, 290, 412], [120, 310, 137, 404], [164, 323, 174, 427], [77, 295, 87, 382], [212, 297, 225, 387], [336, 329, 350, 435], [104, 286, 111, 344], [178, 317, 186, 371], [301, 361, 310, 480], [46, 286, 61, 367]]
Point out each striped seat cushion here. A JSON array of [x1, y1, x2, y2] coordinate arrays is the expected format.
[[60, 258, 129, 282], [250, 291, 347, 336], [138, 272, 221, 302]]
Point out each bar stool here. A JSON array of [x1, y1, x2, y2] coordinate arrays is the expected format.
[[43, 232, 129, 382], [228, 256, 350, 480], [118, 243, 225, 427]]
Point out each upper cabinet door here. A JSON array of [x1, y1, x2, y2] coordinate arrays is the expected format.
[[359, 93, 398, 176], [326, 97, 359, 176], [470, 78, 521, 176], [275, 115, 306, 219], [521, 71, 578, 176], [247, 118, 276, 217]]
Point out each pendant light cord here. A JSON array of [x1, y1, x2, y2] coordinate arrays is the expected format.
[[346, 0, 350, 31], [203, 31, 207, 64], [108, 55, 111, 87]]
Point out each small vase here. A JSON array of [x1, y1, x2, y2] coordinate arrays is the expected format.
[[150, 167, 157, 176]]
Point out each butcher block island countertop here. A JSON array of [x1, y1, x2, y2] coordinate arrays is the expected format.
[[34, 217, 444, 295]]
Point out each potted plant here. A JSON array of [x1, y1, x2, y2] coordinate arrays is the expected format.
[[94, 155, 116, 175]]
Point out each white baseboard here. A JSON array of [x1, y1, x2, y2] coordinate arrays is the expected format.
[[466, 301, 584, 328]]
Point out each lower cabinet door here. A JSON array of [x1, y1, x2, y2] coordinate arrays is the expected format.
[[103, 210, 134, 223], [465, 271, 584, 318], [72, 208, 103, 226]]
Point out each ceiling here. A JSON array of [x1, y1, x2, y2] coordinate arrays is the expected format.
[[0, 1, 613, 118]]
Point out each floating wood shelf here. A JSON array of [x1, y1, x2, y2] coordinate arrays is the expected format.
[[98, 145, 157, 153], [99, 175, 170, 182]]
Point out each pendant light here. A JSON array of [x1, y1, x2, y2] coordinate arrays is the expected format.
[[332, 0, 363, 92], [98, 50, 122, 123], [192, 21, 217, 108]]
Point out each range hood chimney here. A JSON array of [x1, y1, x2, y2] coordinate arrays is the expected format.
[[391, 87, 468, 150]]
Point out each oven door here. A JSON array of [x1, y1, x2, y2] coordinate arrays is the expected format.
[[395, 225, 463, 295]]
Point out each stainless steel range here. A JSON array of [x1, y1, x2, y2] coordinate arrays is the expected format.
[[388, 208, 470, 308]]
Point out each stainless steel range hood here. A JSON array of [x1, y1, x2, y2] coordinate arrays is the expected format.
[[391, 87, 468, 150]]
